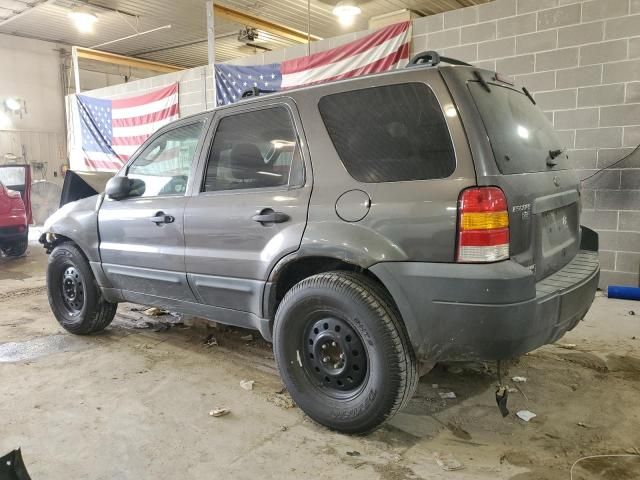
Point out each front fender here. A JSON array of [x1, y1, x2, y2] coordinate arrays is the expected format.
[[41, 194, 104, 263]]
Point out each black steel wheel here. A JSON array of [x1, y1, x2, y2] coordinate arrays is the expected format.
[[304, 316, 368, 394], [60, 266, 85, 315], [47, 242, 117, 335], [274, 271, 417, 434]]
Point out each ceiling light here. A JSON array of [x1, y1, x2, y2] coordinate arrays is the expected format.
[[333, 2, 361, 27], [4, 98, 22, 112], [68, 8, 98, 33]]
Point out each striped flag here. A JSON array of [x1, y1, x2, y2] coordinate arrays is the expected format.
[[215, 21, 411, 105], [74, 83, 179, 171]]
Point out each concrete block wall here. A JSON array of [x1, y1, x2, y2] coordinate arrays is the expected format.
[[412, 0, 640, 287]]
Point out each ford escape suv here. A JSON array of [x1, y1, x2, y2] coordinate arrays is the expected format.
[[41, 53, 599, 433]]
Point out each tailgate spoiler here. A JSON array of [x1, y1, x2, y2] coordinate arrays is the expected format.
[[60, 170, 113, 207]]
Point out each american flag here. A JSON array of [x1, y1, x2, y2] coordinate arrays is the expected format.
[[76, 83, 179, 170], [215, 21, 411, 106]]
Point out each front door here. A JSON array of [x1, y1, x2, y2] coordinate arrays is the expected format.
[[99, 118, 207, 301], [184, 102, 311, 316]]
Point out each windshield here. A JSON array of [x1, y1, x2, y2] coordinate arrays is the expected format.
[[0, 166, 26, 187], [469, 82, 569, 174]]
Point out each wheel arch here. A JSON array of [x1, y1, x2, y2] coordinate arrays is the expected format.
[[264, 254, 391, 320]]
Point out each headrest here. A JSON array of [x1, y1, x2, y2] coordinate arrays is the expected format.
[[230, 143, 265, 180]]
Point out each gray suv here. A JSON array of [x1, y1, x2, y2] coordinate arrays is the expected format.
[[41, 53, 599, 433]]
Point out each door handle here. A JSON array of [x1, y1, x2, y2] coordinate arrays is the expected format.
[[252, 209, 290, 225], [150, 212, 175, 225]]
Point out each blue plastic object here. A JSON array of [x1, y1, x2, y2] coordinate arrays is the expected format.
[[607, 285, 640, 301]]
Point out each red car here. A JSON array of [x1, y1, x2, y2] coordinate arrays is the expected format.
[[0, 165, 31, 257]]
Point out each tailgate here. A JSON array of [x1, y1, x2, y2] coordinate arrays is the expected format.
[[484, 171, 581, 280], [441, 67, 582, 280]]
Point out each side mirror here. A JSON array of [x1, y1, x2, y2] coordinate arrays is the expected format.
[[105, 176, 145, 200]]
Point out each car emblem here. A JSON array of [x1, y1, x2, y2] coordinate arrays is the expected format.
[[553, 176, 560, 187]]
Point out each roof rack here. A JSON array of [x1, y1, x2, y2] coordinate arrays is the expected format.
[[407, 51, 473, 68]]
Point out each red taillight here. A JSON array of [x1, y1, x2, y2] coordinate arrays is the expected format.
[[457, 187, 510, 263]]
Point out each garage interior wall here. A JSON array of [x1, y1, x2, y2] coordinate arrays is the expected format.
[[67, 0, 640, 288], [0, 33, 67, 185]]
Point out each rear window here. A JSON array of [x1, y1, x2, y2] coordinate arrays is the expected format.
[[318, 83, 455, 183], [0, 167, 26, 187], [469, 82, 568, 174]]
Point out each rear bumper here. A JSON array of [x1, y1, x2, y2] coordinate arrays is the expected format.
[[0, 225, 28, 243], [370, 232, 599, 362]]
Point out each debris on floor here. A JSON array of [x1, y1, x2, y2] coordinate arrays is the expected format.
[[209, 408, 230, 417], [346, 451, 361, 457], [240, 379, 255, 391], [143, 307, 167, 317], [203, 333, 218, 347], [556, 342, 577, 350], [240, 334, 253, 341], [512, 376, 527, 383], [516, 410, 537, 422], [433, 452, 464, 471], [0, 448, 32, 480], [438, 391, 456, 399], [280, 425, 288, 432]]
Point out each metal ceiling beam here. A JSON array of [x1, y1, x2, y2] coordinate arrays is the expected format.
[[74, 46, 184, 73], [212, 3, 322, 44]]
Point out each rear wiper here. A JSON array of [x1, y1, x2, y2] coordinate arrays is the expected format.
[[547, 148, 565, 167]]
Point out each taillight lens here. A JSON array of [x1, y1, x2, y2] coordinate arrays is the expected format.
[[457, 187, 509, 263]]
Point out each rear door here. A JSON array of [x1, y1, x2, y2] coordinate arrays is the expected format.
[[443, 68, 581, 280], [99, 117, 207, 300], [0, 165, 32, 223], [184, 100, 311, 316]]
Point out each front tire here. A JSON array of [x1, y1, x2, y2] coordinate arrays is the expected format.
[[47, 243, 117, 335], [273, 271, 417, 434]]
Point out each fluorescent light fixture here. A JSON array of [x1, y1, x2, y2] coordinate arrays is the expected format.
[[333, 2, 361, 27], [4, 98, 21, 112], [68, 8, 98, 33]]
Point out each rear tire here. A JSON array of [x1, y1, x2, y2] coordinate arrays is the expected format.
[[47, 243, 117, 335], [273, 271, 417, 434], [4, 230, 28, 257]]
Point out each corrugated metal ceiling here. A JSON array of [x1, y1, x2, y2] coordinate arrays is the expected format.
[[0, 0, 490, 67]]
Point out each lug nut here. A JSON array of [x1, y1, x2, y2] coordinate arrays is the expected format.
[[322, 344, 327, 350], [322, 356, 330, 363], [339, 353, 345, 359], [333, 363, 339, 369], [331, 341, 337, 347]]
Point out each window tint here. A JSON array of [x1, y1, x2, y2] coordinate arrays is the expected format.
[[469, 82, 568, 174], [203, 106, 302, 192], [318, 83, 455, 183], [127, 122, 203, 197]]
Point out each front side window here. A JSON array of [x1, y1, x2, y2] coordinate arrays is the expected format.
[[203, 106, 302, 192], [318, 83, 456, 183], [127, 122, 204, 197]]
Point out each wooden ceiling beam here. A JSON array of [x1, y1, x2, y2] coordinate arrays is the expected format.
[[74, 46, 184, 73]]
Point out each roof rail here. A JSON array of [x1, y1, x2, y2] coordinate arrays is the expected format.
[[240, 86, 277, 100], [407, 51, 473, 68]]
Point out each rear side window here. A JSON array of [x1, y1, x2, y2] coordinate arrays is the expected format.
[[318, 83, 455, 183]]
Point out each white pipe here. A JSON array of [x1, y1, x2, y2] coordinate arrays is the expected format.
[[72, 45, 81, 94], [89, 24, 171, 49]]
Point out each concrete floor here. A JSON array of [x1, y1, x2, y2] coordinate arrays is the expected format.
[[1, 235, 639, 479]]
